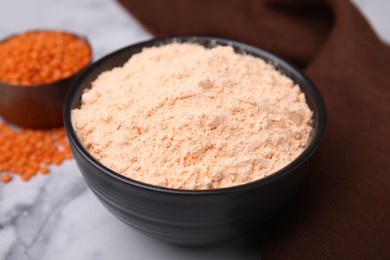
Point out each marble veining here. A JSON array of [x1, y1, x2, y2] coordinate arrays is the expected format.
[[0, 0, 388, 259]]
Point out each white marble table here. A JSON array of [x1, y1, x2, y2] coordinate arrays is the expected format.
[[0, 0, 388, 259]]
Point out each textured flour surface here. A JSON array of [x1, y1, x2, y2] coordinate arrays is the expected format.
[[72, 43, 312, 190]]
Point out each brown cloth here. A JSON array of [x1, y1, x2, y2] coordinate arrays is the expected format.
[[117, 0, 390, 258]]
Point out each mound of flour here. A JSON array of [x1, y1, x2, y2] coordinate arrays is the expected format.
[[72, 43, 312, 189]]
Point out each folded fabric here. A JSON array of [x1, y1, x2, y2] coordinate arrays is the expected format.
[[117, 0, 390, 258]]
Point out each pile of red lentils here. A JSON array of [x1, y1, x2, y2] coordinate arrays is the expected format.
[[0, 30, 91, 85], [0, 122, 73, 183], [0, 30, 91, 183]]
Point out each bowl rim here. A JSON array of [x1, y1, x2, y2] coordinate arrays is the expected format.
[[0, 29, 92, 88], [64, 36, 326, 195]]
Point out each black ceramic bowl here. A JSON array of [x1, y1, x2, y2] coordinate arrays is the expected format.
[[64, 36, 326, 245], [0, 30, 91, 128]]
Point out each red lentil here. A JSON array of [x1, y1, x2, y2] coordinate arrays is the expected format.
[[1, 174, 12, 183], [0, 30, 91, 85]]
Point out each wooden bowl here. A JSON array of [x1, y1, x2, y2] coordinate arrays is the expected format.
[[0, 30, 92, 128]]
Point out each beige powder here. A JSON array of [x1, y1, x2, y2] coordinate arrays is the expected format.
[[72, 43, 312, 190]]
